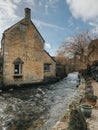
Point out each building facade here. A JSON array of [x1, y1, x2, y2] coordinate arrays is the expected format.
[[88, 39, 98, 64], [1, 8, 56, 86]]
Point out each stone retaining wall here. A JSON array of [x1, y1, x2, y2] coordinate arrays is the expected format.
[[52, 81, 86, 130]]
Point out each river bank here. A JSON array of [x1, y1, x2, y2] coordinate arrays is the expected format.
[[0, 77, 61, 91], [52, 79, 85, 130], [86, 81, 98, 130], [52, 78, 98, 130]]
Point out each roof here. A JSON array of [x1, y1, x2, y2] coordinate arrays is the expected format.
[[44, 50, 56, 62], [31, 21, 45, 43]]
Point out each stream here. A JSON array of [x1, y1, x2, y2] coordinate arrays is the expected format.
[[0, 72, 79, 130]]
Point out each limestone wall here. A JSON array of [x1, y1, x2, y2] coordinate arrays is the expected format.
[[2, 19, 44, 86], [52, 81, 86, 130], [88, 39, 98, 64], [44, 51, 56, 78]]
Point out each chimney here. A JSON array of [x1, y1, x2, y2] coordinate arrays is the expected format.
[[25, 8, 31, 20]]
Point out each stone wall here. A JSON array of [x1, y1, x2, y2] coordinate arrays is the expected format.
[[2, 19, 44, 86], [52, 81, 86, 130], [88, 39, 98, 64], [44, 51, 56, 78], [1, 8, 56, 86]]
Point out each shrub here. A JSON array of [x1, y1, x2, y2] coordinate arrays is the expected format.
[[68, 108, 87, 130]]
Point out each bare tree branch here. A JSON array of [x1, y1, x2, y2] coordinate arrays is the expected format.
[[57, 31, 91, 63]]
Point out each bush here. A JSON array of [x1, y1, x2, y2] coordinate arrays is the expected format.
[[68, 108, 87, 130], [86, 94, 98, 102]]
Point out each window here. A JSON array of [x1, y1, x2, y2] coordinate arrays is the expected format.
[[44, 63, 51, 72], [20, 24, 27, 32], [13, 58, 24, 75], [14, 64, 22, 74]]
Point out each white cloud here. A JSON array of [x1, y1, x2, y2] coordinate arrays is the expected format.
[[12, 0, 22, 4], [89, 22, 98, 27], [33, 19, 65, 31], [24, 0, 35, 6], [38, 0, 59, 14], [45, 42, 51, 49], [89, 21, 98, 38], [0, 0, 19, 44], [0, 0, 17, 20], [66, 0, 98, 21]]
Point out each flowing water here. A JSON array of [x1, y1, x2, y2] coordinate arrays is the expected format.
[[0, 72, 79, 130]]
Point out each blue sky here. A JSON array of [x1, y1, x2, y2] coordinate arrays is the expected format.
[[0, 0, 98, 56]]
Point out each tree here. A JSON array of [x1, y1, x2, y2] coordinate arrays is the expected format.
[[65, 32, 90, 61], [56, 31, 91, 71], [57, 32, 91, 71], [56, 50, 67, 65]]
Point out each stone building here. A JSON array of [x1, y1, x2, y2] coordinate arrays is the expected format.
[[53, 57, 67, 78], [1, 8, 56, 86], [88, 39, 98, 64]]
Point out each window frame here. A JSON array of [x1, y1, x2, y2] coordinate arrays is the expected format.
[[44, 63, 51, 72], [14, 63, 22, 75], [13, 58, 24, 77]]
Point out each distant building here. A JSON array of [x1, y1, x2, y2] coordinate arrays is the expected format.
[[1, 8, 56, 86], [53, 57, 67, 78], [88, 39, 98, 64]]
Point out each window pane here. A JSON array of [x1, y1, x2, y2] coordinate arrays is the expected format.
[[14, 64, 19, 74], [44, 64, 50, 71]]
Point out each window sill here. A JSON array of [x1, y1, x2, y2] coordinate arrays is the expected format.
[[13, 74, 23, 77]]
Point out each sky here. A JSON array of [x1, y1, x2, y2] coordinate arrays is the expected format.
[[0, 0, 98, 56]]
